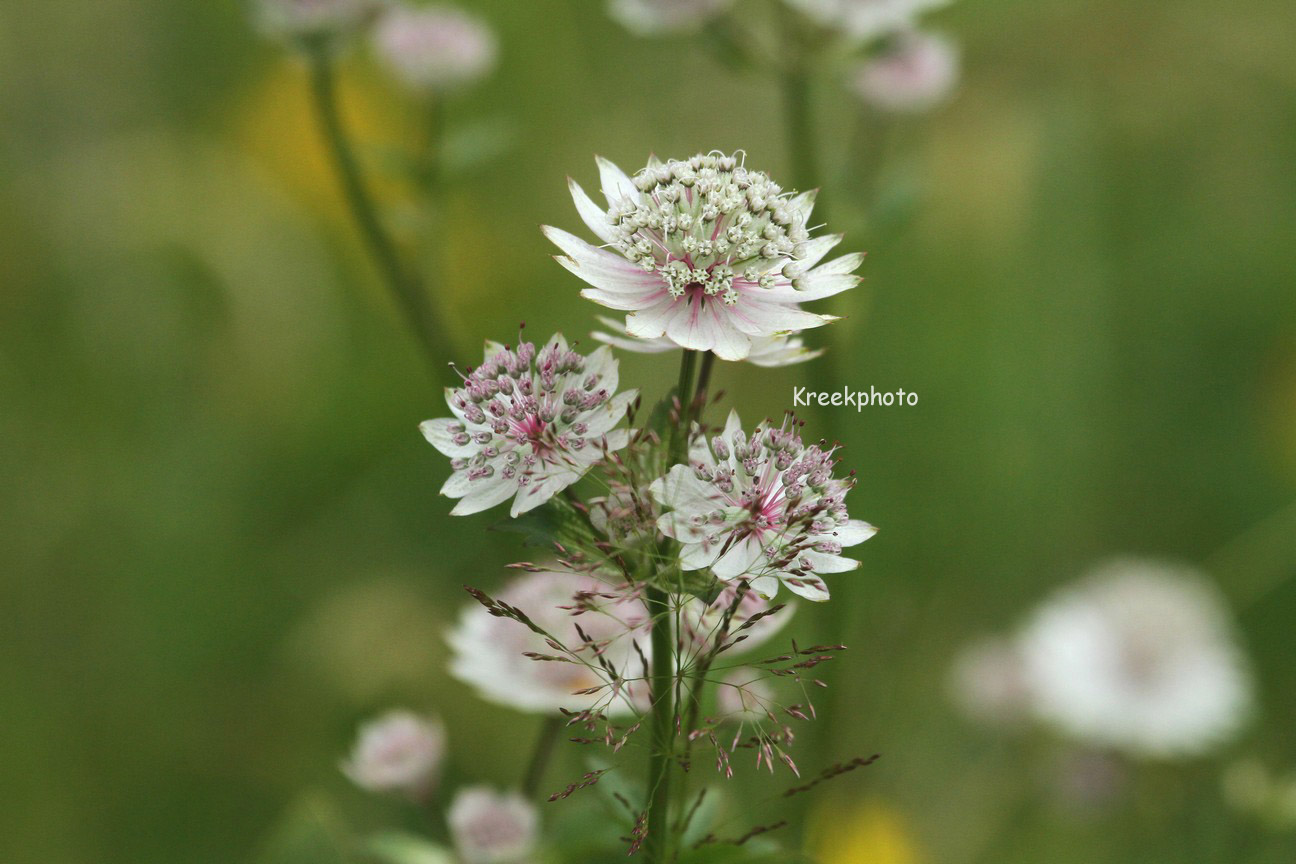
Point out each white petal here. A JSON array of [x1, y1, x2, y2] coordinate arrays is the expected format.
[[802, 551, 861, 574], [568, 177, 615, 243], [798, 234, 842, 269], [440, 470, 474, 497], [679, 541, 720, 571], [543, 226, 662, 296], [833, 520, 877, 547], [420, 418, 474, 457], [596, 156, 639, 208], [626, 300, 676, 339], [582, 390, 636, 437], [449, 477, 516, 516], [712, 537, 764, 580], [783, 576, 831, 602], [793, 270, 862, 302]]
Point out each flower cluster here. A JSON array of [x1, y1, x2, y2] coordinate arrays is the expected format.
[[849, 30, 960, 113], [372, 3, 498, 94], [951, 558, 1254, 758], [341, 709, 446, 800], [546, 154, 862, 361], [652, 411, 875, 601], [255, 0, 380, 45], [422, 335, 637, 516]]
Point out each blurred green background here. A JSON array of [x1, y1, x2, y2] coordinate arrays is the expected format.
[[2, 1, 1294, 862]]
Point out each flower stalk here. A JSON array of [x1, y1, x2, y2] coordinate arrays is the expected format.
[[306, 45, 452, 371]]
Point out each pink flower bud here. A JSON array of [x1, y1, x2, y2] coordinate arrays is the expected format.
[[448, 787, 539, 864], [341, 710, 445, 799]]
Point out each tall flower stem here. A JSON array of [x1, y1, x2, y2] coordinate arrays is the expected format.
[[306, 48, 452, 372], [521, 715, 564, 798], [643, 349, 700, 863]]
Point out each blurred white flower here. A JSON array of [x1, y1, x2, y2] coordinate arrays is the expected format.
[[651, 410, 875, 601], [255, 0, 381, 44], [591, 316, 826, 368], [947, 634, 1031, 727], [341, 709, 445, 799], [421, 335, 637, 517], [849, 30, 959, 113], [448, 787, 539, 864], [1018, 558, 1253, 758], [448, 570, 651, 715], [717, 670, 776, 721], [545, 153, 861, 362], [608, 0, 734, 35], [372, 3, 497, 94], [786, 0, 951, 43]]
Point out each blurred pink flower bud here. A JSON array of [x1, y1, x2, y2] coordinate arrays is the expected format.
[[448, 787, 539, 864], [256, 0, 381, 45], [608, 0, 734, 35], [850, 31, 960, 113], [341, 709, 445, 799], [372, 3, 497, 94]]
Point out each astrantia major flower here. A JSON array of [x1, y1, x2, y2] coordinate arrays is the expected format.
[[592, 316, 825, 368], [849, 30, 960, 113], [448, 570, 651, 715], [608, 0, 734, 35], [650, 410, 875, 601], [372, 3, 497, 94], [1017, 558, 1253, 758], [448, 787, 539, 864], [341, 709, 446, 799], [421, 335, 637, 517], [544, 153, 863, 362]]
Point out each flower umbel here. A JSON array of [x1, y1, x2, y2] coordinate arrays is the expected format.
[[341, 709, 446, 799], [545, 153, 863, 361], [372, 3, 497, 94], [421, 334, 637, 516], [651, 410, 875, 600], [849, 30, 960, 113], [448, 787, 540, 864], [255, 0, 380, 46]]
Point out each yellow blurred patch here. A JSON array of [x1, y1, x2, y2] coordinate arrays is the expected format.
[[228, 56, 416, 228], [808, 798, 923, 864]]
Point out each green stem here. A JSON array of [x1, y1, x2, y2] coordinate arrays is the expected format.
[[643, 349, 701, 863], [306, 49, 452, 372], [521, 715, 564, 798], [778, 11, 820, 205]]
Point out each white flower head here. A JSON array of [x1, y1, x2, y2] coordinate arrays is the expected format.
[[681, 582, 794, 653], [341, 709, 445, 799], [786, 0, 952, 44], [592, 316, 825, 368], [421, 334, 637, 517], [608, 0, 734, 35], [255, 0, 381, 45], [850, 30, 960, 113], [448, 570, 651, 716], [1018, 558, 1253, 758], [448, 786, 539, 864], [545, 153, 863, 362], [372, 3, 497, 94], [650, 410, 876, 601]]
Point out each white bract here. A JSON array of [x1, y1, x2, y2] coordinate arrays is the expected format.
[[545, 153, 862, 362], [372, 3, 497, 94], [680, 581, 794, 653], [255, 0, 379, 43], [1018, 559, 1253, 758], [592, 316, 825, 367], [448, 787, 539, 864], [650, 410, 875, 601], [447, 570, 651, 715], [341, 710, 445, 798], [717, 670, 776, 721], [786, 0, 952, 43], [608, 0, 734, 35], [421, 335, 636, 517], [849, 30, 959, 113]]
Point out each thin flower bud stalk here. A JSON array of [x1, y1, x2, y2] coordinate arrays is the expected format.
[[448, 786, 539, 864], [372, 3, 497, 95], [651, 410, 876, 601], [422, 334, 638, 516], [545, 153, 864, 361], [341, 710, 446, 800]]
